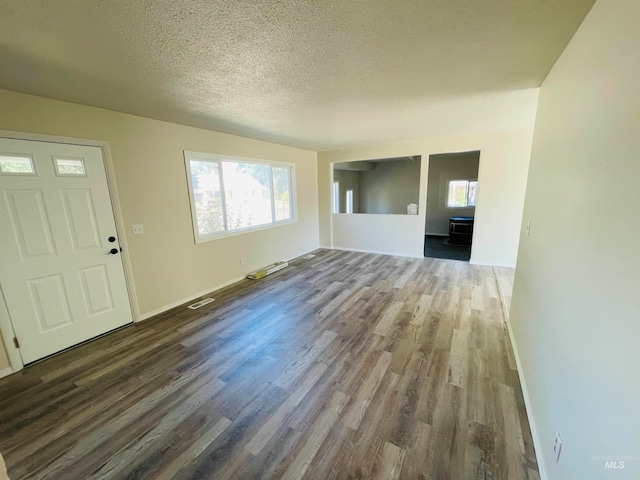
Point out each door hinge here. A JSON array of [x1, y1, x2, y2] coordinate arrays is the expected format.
[[13, 337, 19, 349]]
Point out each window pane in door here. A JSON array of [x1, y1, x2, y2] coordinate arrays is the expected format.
[[272, 167, 291, 221], [0, 154, 35, 174], [190, 160, 225, 236], [222, 162, 273, 230], [54, 157, 86, 176]]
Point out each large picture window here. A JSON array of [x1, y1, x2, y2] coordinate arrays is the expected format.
[[185, 152, 296, 243]]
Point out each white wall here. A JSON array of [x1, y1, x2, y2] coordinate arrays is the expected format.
[[318, 128, 534, 265], [332, 214, 424, 257], [509, 1, 640, 478], [426, 151, 479, 235]]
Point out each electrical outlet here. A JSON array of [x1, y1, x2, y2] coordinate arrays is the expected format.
[[553, 432, 563, 462], [132, 224, 144, 235], [240, 257, 245, 265], [526, 221, 532, 237]]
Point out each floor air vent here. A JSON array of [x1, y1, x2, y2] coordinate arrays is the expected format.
[[187, 297, 215, 309], [303, 254, 316, 259]]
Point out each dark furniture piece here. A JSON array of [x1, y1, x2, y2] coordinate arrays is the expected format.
[[448, 216, 474, 246]]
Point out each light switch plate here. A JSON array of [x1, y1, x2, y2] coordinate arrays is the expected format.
[[132, 224, 144, 235]]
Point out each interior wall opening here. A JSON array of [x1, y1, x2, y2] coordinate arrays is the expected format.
[[332, 156, 421, 215], [424, 150, 480, 261]]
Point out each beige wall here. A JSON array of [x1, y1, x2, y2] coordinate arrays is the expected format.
[[509, 0, 639, 478], [318, 128, 534, 264], [0, 89, 319, 370], [0, 450, 7, 480]]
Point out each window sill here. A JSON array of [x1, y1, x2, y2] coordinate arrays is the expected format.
[[194, 218, 298, 244]]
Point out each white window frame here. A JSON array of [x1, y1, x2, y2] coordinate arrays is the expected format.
[[345, 189, 354, 214], [184, 151, 297, 244], [52, 155, 87, 176], [0, 152, 37, 176], [332, 181, 340, 214], [447, 179, 478, 208]]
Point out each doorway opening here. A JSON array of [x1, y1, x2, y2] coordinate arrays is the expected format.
[[424, 151, 480, 261]]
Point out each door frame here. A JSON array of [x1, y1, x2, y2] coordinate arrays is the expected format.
[[423, 149, 482, 261], [0, 130, 140, 373]]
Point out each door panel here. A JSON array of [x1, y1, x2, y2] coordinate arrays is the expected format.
[[61, 189, 101, 251], [0, 138, 132, 363], [79, 264, 115, 316], [28, 274, 74, 331], [4, 189, 57, 257]]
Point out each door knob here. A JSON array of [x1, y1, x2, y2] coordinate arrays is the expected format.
[[107, 248, 119, 255]]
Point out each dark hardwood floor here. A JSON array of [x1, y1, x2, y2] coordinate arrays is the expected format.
[[0, 249, 540, 479]]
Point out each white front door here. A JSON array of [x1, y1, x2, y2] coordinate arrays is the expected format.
[[0, 138, 133, 364]]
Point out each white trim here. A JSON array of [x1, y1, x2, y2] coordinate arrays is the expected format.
[[184, 150, 297, 168], [425, 233, 448, 237], [0, 367, 13, 379], [328, 165, 335, 249], [139, 275, 247, 321], [332, 181, 340, 214], [446, 178, 478, 208], [194, 219, 299, 244], [0, 284, 22, 372], [331, 246, 423, 259], [469, 260, 516, 268], [0, 130, 140, 371], [183, 151, 298, 244], [288, 248, 321, 262], [52, 155, 87, 177], [493, 266, 511, 323], [0, 152, 36, 176], [139, 248, 318, 321], [504, 314, 548, 480], [100, 142, 141, 322], [345, 189, 354, 214], [493, 267, 547, 480]]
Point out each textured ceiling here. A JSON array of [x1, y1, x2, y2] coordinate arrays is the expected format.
[[0, 1, 595, 150]]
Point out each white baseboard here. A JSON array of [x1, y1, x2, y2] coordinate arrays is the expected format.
[[139, 248, 319, 321], [0, 367, 13, 379], [501, 306, 549, 480], [139, 275, 247, 321], [425, 233, 448, 237], [470, 260, 516, 268], [331, 246, 424, 259]]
